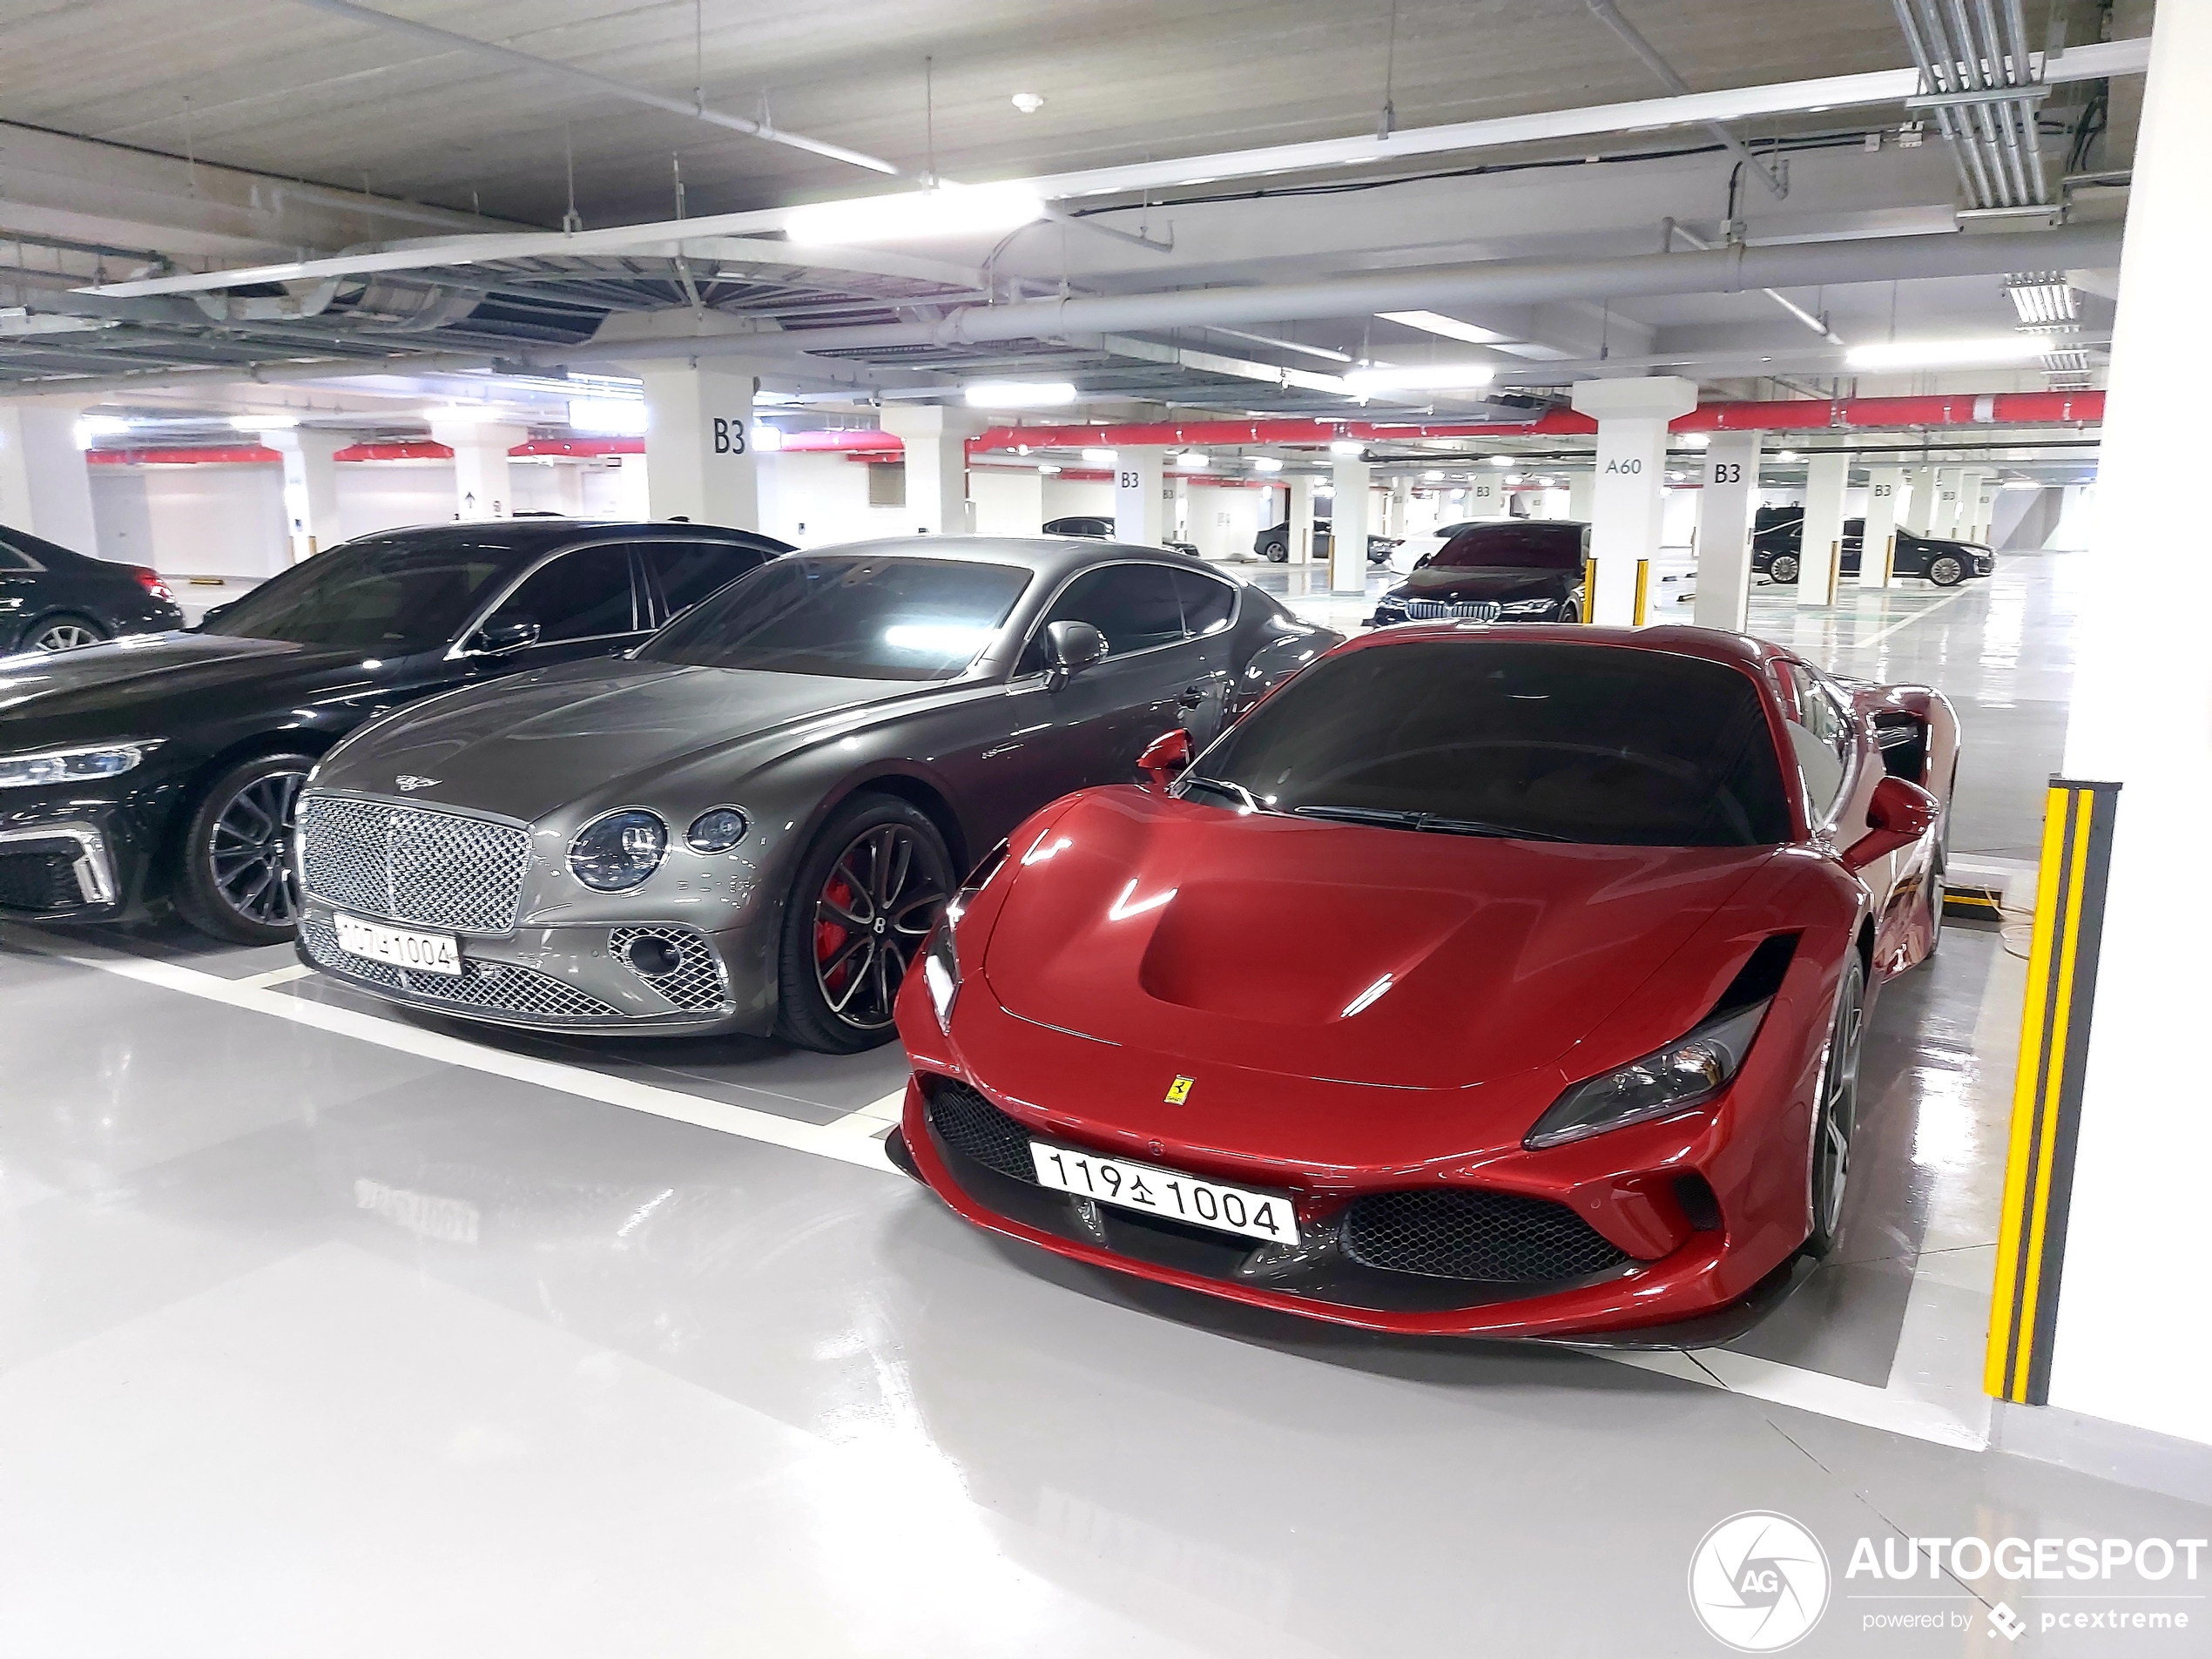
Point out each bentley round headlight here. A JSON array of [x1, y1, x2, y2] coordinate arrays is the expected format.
[[569, 810, 667, 892], [685, 806, 749, 853]]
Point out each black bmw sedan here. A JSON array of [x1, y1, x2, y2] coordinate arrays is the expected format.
[[1369, 519, 1589, 626], [1, 525, 183, 652], [0, 519, 786, 943]]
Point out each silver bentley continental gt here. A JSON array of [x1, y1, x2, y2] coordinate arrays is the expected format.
[[292, 537, 1339, 1051]]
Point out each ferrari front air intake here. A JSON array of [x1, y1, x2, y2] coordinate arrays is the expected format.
[[1339, 1189, 1630, 1284]]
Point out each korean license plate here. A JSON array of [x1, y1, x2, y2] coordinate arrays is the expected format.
[[333, 912, 462, 976], [1029, 1142, 1298, 1245]]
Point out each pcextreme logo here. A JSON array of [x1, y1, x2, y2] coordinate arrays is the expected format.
[[1689, 1511, 1831, 1652]]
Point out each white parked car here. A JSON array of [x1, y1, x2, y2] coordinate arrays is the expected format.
[[1386, 519, 1485, 574]]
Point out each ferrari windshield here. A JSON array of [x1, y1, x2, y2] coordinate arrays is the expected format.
[[199, 534, 514, 651], [639, 555, 1031, 680], [1185, 640, 1793, 846]]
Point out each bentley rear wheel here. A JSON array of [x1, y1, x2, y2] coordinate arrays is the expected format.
[[777, 793, 954, 1054], [174, 751, 314, 944], [1805, 954, 1867, 1258]]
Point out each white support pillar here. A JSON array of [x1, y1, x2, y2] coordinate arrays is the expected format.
[[1566, 471, 1595, 524], [1169, 473, 1192, 543], [1692, 431, 1762, 631], [1113, 447, 1165, 546], [1859, 465, 1906, 588], [1928, 466, 1966, 539], [552, 461, 589, 518], [266, 428, 345, 562], [1968, 473, 2000, 543], [428, 414, 527, 523], [1900, 464, 1938, 535], [2029, 0, 2212, 1454], [1386, 476, 1411, 537], [1797, 451, 1851, 610], [875, 405, 986, 536], [0, 401, 98, 555], [1286, 474, 1316, 564], [636, 362, 772, 529], [1570, 376, 1697, 625], [1467, 472, 1507, 518], [1328, 455, 1371, 595]]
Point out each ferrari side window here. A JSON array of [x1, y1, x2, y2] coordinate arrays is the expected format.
[[1783, 663, 1851, 819]]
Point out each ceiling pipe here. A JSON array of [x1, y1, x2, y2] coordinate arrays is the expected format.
[[606, 221, 2122, 363], [1586, 1, 1786, 196], [287, 0, 902, 179], [80, 37, 2149, 304]]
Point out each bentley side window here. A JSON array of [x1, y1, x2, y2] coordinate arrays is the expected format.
[[1035, 564, 1186, 658], [487, 545, 638, 644]]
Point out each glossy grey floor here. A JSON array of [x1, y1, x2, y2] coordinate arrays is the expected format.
[[4, 550, 2203, 1656]]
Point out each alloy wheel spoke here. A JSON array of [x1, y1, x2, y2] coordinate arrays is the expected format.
[[825, 941, 877, 1013]]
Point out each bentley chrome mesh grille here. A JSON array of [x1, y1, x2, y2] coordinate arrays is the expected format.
[[301, 914, 621, 1022], [299, 793, 531, 933], [609, 925, 728, 1013]]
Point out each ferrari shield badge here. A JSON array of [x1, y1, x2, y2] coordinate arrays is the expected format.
[[1164, 1076, 1195, 1105]]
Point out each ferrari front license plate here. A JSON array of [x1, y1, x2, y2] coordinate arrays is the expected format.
[[1029, 1142, 1298, 1245], [333, 912, 462, 976]]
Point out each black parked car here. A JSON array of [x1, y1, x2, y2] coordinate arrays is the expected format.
[[1751, 508, 1993, 587], [0, 519, 787, 943], [1251, 519, 1400, 564], [1369, 519, 1589, 626], [1, 525, 182, 652], [293, 539, 1340, 1051], [1042, 515, 1200, 557]]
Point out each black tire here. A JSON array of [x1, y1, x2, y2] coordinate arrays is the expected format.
[[1804, 954, 1867, 1258], [1925, 553, 1965, 587], [776, 793, 954, 1054], [1264, 543, 1288, 563], [1557, 599, 1581, 624], [173, 752, 314, 944], [1769, 553, 1800, 585], [23, 612, 108, 653]]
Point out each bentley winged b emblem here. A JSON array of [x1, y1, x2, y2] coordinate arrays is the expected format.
[[394, 774, 440, 792]]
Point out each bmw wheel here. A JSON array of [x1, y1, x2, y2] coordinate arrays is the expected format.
[[778, 793, 954, 1053], [1805, 954, 1867, 1258], [26, 613, 106, 652], [1769, 553, 1800, 584], [174, 752, 314, 944], [1557, 599, 1581, 624], [1925, 553, 1965, 587]]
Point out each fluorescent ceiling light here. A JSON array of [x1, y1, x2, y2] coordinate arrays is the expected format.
[[1777, 449, 1802, 462], [1329, 439, 1365, 456], [229, 414, 298, 431], [1080, 447, 1116, 465], [1010, 91, 1045, 114], [569, 397, 648, 435], [1176, 451, 1209, 469], [1422, 469, 1444, 481], [1038, 462, 1062, 474], [1376, 311, 1514, 347], [1345, 362, 1497, 393], [1486, 454, 1514, 466], [787, 182, 1044, 246], [1844, 336, 2046, 371], [1251, 456, 1282, 472], [752, 424, 784, 451], [1679, 432, 1711, 448], [2005, 276, 2078, 327], [1504, 474, 1524, 485], [72, 415, 131, 448], [964, 381, 1076, 408]]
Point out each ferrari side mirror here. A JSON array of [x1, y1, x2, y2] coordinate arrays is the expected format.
[[1042, 619, 1107, 690], [1841, 774, 1939, 872], [1137, 727, 1192, 792]]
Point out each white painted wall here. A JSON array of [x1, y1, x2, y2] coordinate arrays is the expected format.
[[970, 468, 1046, 537], [336, 462, 458, 541], [1043, 476, 1115, 522], [758, 450, 920, 548], [91, 463, 287, 577], [1184, 482, 1267, 562]]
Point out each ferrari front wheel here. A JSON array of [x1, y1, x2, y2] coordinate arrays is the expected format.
[[776, 793, 954, 1054], [1805, 955, 1867, 1258]]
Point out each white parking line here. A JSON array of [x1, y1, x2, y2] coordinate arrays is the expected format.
[[1838, 588, 1971, 651], [13, 930, 1988, 1450], [235, 962, 318, 989]]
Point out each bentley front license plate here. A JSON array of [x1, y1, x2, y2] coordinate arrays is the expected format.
[[333, 912, 462, 976], [1029, 1142, 1298, 1245]]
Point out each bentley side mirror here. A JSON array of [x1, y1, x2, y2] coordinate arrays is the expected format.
[[1841, 774, 1939, 872], [469, 617, 541, 656], [1042, 619, 1107, 690], [1136, 727, 1192, 791], [199, 601, 234, 628]]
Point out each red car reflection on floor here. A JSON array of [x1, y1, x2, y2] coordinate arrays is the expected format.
[[891, 624, 1956, 1340]]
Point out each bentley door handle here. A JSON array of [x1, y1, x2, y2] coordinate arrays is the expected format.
[[1176, 683, 1205, 709]]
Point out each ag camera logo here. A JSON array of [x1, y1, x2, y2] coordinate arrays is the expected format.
[[1689, 1511, 1831, 1651]]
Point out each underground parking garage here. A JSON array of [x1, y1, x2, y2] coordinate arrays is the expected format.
[[2, 2, 2209, 1653]]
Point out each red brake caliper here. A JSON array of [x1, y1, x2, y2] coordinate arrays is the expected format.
[[816, 876, 854, 993]]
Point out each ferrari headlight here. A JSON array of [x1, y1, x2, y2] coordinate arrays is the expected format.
[[921, 922, 961, 1035], [0, 740, 162, 789], [1524, 1001, 1770, 1150], [568, 810, 667, 892]]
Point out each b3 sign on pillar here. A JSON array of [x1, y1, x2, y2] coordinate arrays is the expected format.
[[1569, 376, 1698, 625]]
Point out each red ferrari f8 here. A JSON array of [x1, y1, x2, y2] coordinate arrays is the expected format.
[[891, 624, 1954, 1339]]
